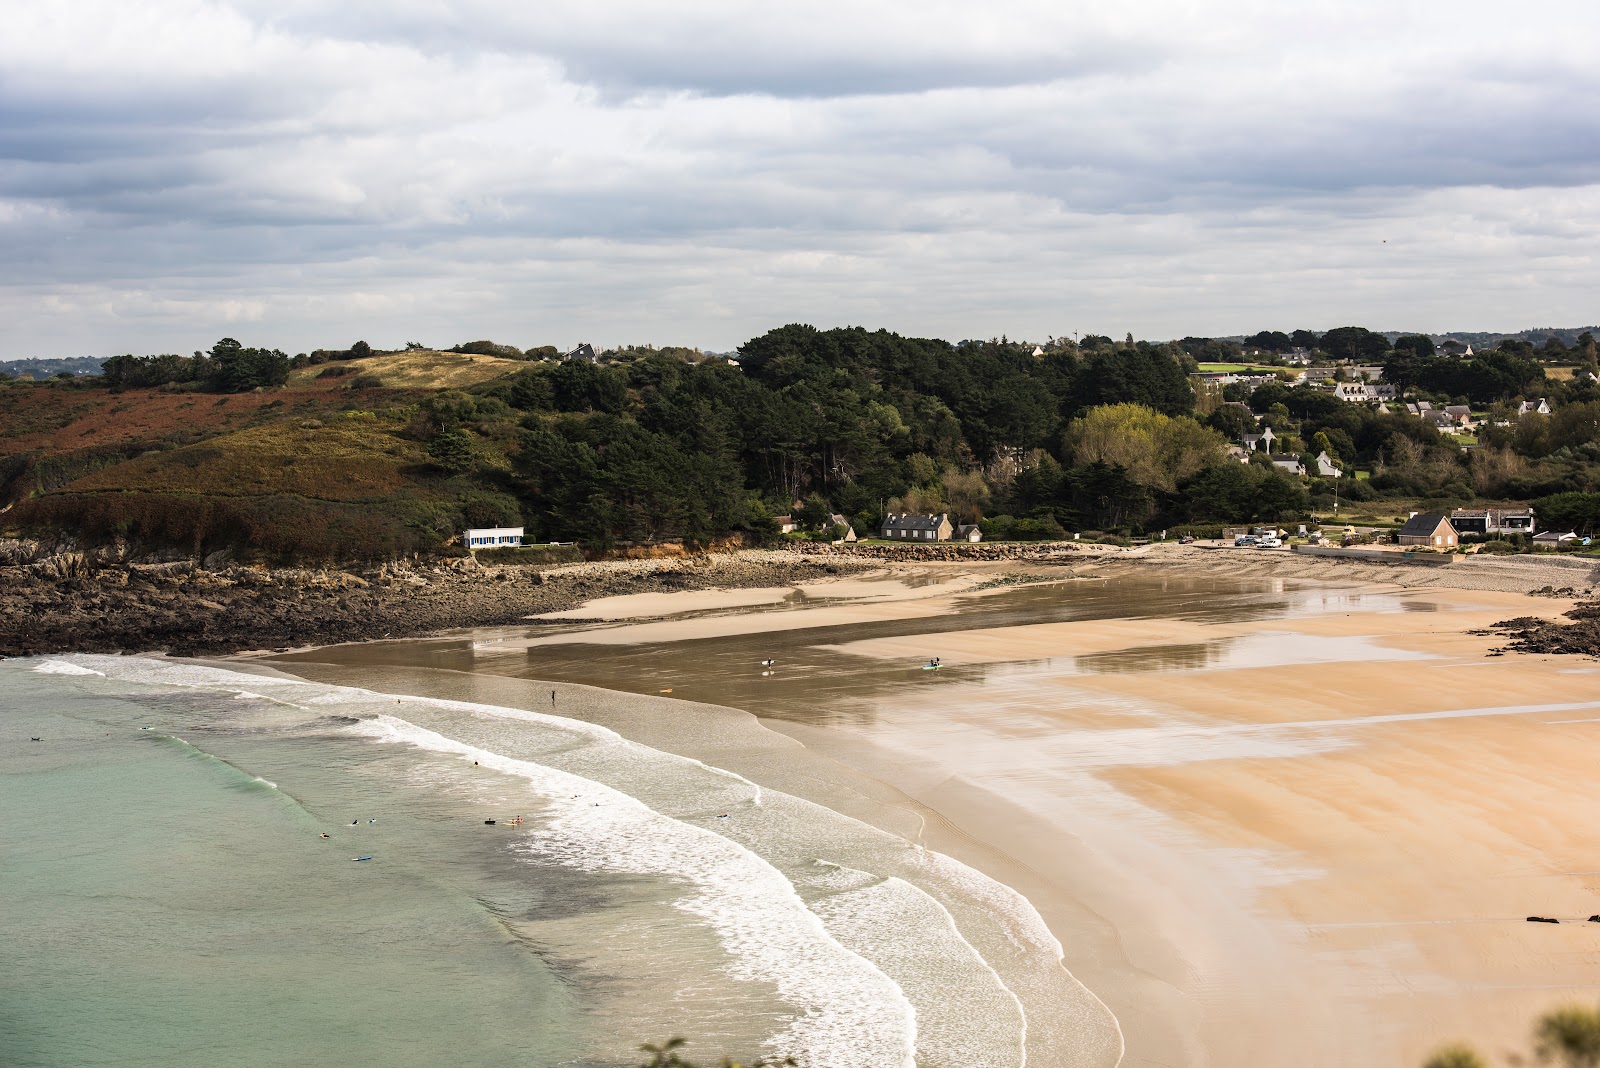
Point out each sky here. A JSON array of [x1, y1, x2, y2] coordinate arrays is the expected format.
[[3, 1, 1599, 358]]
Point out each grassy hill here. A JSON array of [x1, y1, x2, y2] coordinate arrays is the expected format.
[[1, 351, 528, 561]]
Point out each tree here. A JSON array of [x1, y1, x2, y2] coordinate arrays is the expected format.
[[427, 430, 477, 473], [942, 468, 991, 523], [1248, 382, 1291, 413], [1421, 1043, 1487, 1068], [1536, 1003, 1600, 1067], [793, 493, 832, 531], [350, 340, 373, 359], [208, 338, 289, 392], [1393, 334, 1436, 358], [1062, 404, 1226, 493], [1320, 326, 1390, 362], [1206, 404, 1257, 441]]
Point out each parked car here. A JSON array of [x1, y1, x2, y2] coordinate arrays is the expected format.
[[1258, 536, 1283, 548], [1179, 535, 1195, 544], [1234, 535, 1259, 547]]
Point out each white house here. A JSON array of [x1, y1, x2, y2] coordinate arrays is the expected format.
[[1271, 455, 1306, 476], [1241, 426, 1277, 452], [1518, 398, 1551, 416], [1311, 451, 1343, 478], [463, 526, 524, 548], [1333, 382, 1385, 402]]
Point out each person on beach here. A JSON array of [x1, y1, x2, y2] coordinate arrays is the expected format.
[[551, 690, 556, 706]]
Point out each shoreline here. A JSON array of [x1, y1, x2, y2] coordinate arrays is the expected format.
[[7, 539, 1600, 660], [247, 563, 1600, 1066], [0, 548, 876, 658]]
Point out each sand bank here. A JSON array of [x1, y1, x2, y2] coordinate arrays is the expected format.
[[258, 555, 1600, 1067]]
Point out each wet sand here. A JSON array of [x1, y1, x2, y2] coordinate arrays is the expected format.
[[259, 568, 1600, 1067]]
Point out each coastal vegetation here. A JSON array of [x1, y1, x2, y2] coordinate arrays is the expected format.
[[1423, 1001, 1600, 1067], [4, 324, 1600, 562]]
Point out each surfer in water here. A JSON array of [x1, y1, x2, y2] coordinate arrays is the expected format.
[[759, 659, 777, 668]]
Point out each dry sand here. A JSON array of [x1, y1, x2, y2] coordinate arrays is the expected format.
[[758, 578, 1600, 1066], [269, 546, 1600, 1067], [526, 551, 1600, 1066]]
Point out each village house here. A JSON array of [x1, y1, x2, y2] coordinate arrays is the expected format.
[[954, 523, 983, 543], [1241, 426, 1277, 452], [1271, 455, 1306, 476], [1443, 405, 1476, 430], [1517, 398, 1551, 416], [562, 343, 598, 362], [772, 514, 799, 534], [1533, 530, 1579, 548], [1311, 451, 1343, 478], [1332, 381, 1397, 403], [1396, 513, 1458, 548], [462, 526, 524, 549], [827, 513, 858, 542], [1438, 340, 1475, 357], [1449, 507, 1536, 537], [881, 513, 954, 541]]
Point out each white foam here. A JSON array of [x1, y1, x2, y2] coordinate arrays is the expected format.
[[810, 861, 1026, 1068], [34, 653, 1111, 1065], [32, 659, 103, 676], [355, 714, 917, 1068]]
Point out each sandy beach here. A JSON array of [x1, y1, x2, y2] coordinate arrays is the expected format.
[[257, 546, 1600, 1067]]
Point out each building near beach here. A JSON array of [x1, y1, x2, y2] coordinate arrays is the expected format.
[[882, 513, 954, 541], [1396, 513, 1457, 548], [1449, 507, 1536, 537], [462, 526, 524, 548]]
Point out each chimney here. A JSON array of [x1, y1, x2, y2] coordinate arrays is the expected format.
[[1409, 511, 1418, 519]]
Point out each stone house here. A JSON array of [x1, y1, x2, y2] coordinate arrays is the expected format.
[[882, 513, 954, 541]]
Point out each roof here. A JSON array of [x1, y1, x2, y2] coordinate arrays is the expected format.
[[883, 513, 949, 530], [1397, 513, 1452, 538]]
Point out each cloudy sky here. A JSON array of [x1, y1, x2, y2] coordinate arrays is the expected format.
[[3, 1, 1598, 358]]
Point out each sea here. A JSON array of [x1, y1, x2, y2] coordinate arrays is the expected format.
[[0, 651, 1116, 1068]]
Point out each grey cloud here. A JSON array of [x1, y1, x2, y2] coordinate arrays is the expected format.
[[3, 1, 1600, 358]]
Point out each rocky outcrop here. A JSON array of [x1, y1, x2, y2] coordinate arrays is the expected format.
[[807, 542, 1082, 562], [0, 550, 866, 658]]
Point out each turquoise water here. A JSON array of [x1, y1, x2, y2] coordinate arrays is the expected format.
[[1, 654, 1121, 1068], [0, 664, 583, 1067]]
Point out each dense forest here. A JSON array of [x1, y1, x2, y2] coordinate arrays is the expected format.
[[6, 324, 1600, 559]]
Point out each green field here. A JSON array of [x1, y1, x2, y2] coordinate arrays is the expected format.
[[1194, 363, 1280, 374]]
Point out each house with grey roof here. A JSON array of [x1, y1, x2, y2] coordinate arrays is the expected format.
[[1241, 426, 1276, 453], [1397, 513, 1458, 548], [563, 343, 597, 362], [827, 514, 858, 542], [1271, 455, 1306, 476], [882, 513, 954, 541]]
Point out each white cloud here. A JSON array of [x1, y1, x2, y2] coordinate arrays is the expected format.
[[1, 0, 1598, 356]]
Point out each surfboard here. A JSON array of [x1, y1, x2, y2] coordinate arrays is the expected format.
[[352, 856, 373, 862]]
